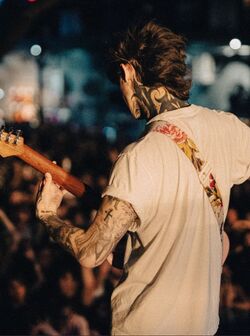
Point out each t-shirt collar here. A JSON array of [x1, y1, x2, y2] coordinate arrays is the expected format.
[[147, 104, 194, 125]]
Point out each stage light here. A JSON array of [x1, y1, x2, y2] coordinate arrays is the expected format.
[[0, 88, 5, 100], [229, 38, 242, 50], [30, 44, 42, 56], [27, 0, 37, 3]]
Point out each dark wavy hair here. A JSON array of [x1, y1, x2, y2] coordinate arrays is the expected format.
[[108, 21, 191, 100]]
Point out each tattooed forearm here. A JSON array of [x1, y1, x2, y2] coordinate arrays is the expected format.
[[39, 196, 139, 267], [39, 211, 82, 256]]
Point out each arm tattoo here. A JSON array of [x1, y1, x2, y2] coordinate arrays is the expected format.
[[39, 196, 139, 267]]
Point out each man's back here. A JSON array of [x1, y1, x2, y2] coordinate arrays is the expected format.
[[103, 104, 250, 335]]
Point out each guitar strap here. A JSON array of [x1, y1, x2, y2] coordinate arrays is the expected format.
[[149, 120, 225, 236]]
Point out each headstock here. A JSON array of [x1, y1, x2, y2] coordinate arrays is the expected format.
[[0, 127, 24, 158]]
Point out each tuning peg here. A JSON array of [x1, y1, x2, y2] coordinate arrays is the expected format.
[[16, 129, 22, 137], [5, 128, 14, 143], [14, 130, 22, 145]]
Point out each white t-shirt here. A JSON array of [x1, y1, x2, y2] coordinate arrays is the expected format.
[[103, 105, 250, 335]]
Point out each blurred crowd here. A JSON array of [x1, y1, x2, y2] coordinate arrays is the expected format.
[[0, 123, 249, 335]]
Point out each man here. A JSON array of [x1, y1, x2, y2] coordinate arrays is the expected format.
[[36, 22, 250, 335]]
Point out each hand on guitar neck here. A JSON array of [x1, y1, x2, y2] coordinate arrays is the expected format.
[[0, 127, 101, 208]]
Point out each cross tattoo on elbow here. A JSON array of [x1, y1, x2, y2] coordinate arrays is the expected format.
[[104, 209, 113, 221]]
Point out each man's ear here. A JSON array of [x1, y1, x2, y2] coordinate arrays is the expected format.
[[120, 63, 136, 82]]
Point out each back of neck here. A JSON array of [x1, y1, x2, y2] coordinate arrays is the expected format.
[[132, 80, 189, 120]]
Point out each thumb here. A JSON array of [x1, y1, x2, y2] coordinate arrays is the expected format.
[[44, 172, 52, 183], [61, 188, 68, 196]]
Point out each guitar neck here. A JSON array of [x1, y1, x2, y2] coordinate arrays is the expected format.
[[19, 144, 86, 198]]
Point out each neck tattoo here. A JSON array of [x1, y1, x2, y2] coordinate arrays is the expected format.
[[132, 79, 189, 120]]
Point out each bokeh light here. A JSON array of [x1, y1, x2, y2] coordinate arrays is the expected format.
[[229, 38, 242, 50], [30, 44, 42, 56]]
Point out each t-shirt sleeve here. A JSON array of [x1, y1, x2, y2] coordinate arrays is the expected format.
[[230, 115, 250, 185], [102, 150, 154, 225]]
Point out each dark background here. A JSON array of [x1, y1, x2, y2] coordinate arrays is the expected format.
[[1, 0, 250, 55], [0, 1, 249, 335]]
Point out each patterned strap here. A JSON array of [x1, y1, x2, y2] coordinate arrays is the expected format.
[[150, 121, 224, 235]]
